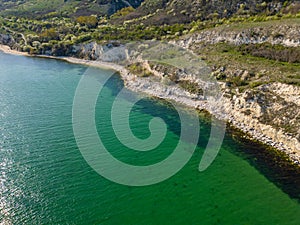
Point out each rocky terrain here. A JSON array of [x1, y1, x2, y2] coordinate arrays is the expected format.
[[67, 19, 300, 164], [0, 33, 15, 46], [181, 21, 300, 163], [121, 61, 300, 164], [176, 20, 300, 47]]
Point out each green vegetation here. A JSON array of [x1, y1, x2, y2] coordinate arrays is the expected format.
[[192, 41, 300, 88], [178, 80, 203, 95], [127, 62, 153, 77], [0, 0, 144, 18], [0, 0, 299, 87], [237, 43, 300, 63], [112, 0, 300, 26], [110, 7, 135, 19], [40, 28, 60, 42], [0, 0, 299, 58], [76, 16, 98, 28], [0, 13, 196, 56]]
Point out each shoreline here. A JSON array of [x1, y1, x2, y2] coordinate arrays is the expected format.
[[1, 44, 299, 166], [0, 44, 29, 56], [0, 44, 124, 71]]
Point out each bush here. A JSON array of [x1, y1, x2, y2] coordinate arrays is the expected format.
[[76, 16, 98, 29], [111, 7, 135, 19], [23, 45, 32, 53], [127, 62, 153, 77], [39, 28, 59, 42], [230, 76, 248, 87], [178, 80, 203, 95], [75, 34, 92, 44], [237, 43, 300, 63], [249, 81, 265, 88]]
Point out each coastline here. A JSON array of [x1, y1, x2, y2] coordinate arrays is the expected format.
[[1, 44, 299, 166], [0, 44, 29, 56], [0, 44, 124, 71]]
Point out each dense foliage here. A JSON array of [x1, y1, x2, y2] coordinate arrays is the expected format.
[[112, 0, 300, 25], [0, 0, 145, 18]]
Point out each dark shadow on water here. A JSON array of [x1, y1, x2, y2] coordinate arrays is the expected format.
[[103, 72, 300, 202], [225, 126, 300, 202]]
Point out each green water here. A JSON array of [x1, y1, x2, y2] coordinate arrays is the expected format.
[[0, 52, 299, 224]]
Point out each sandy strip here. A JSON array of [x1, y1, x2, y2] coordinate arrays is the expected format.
[[0, 44, 29, 56], [46, 56, 125, 72], [0, 44, 124, 71]]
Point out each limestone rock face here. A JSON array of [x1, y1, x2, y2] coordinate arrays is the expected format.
[[0, 34, 15, 47], [221, 83, 300, 162], [170, 22, 300, 163], [73, 42, 106, 60], [177, 23, 300, 48]]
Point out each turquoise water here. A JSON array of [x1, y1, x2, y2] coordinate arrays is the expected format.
[[0, 52, 300, 224]]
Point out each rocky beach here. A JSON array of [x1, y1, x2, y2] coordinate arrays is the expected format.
[[1, 38, 300, 165]]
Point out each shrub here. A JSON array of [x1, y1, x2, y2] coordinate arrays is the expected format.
[[249, 81, 265, 88], [237, 43, 300, 63], [76, 16, 98, 29], [111, 7, 135, 19], [39, 28, 59, 42], [178, 80, 203, 95], [75, 34, 92, 44], [230, 76, 248, 87], [127, 62, 153, 77]]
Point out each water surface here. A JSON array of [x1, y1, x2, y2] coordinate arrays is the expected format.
[[0, 52, 299, 224]]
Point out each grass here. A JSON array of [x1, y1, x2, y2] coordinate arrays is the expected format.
[[215, 17, 300, 31], [178, 80, 203, 95], [191, 42, 300, 88]]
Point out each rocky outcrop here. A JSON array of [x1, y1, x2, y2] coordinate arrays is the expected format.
[[221, 85, 300, 163], [268, 82, 300, 106], [72, 41, 123, 60], [170, 21, 300, 164], [123, 66, 300, 162], [125, 65, 300, 163], [0, 33, 15, 47], [176, 22, 300, 48]]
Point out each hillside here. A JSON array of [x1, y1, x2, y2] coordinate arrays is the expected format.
[[1, 0, 299, 22], [0, 0, 144, 18], [112, 0, 300, 25]]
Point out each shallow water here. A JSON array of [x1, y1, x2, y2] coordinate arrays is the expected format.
[[0, 52, 299, 224]]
